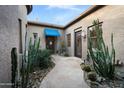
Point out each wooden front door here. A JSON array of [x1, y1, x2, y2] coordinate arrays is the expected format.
[[46, 36, 56, 52], [75, 31, 82, 58]]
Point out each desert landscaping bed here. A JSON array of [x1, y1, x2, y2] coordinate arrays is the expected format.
[[27, 62, 55, 88], [81, 63, 124, 88]]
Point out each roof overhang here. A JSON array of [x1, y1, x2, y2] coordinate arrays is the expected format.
[[28, 21, 64, 29], [64, 5, 106, 29]]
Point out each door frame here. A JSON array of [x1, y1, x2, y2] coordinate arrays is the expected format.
[[45, 36, 57, 52], [74, 28, 82, 58]]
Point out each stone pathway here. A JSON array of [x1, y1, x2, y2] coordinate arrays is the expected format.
[[40, 55, 89, 88]]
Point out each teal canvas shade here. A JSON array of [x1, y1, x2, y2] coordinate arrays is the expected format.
[[44, 28, 61, 37]]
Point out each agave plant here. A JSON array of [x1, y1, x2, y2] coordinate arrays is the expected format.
[[88, 19, 115, 79]]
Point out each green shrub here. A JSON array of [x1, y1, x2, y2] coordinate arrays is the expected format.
[[59, 41, 66, 55], [64, 53, 69, 57], [80, 63, 85, 69], [37, 49, 53, 69], [82, 65, 91, 72], [88, 72, 97, 81]]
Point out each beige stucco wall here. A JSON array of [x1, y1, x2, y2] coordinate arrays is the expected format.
[[18, 6, 28, 53], [27, 25, 46, 49], [0, 5, 27, 87], [65, 5, 124, 63], [27, 25, 64, 51]]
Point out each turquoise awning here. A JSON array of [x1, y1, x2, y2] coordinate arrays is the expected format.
[[44, 28, 61, 37]]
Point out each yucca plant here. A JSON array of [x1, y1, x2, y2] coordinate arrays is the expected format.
[[88, 19, 115, 79]]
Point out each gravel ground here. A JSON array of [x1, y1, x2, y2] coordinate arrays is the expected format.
[[27, 62, 55, 88]]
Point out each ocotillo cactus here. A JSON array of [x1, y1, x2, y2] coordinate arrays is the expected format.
[[88, 19, 115, 79]]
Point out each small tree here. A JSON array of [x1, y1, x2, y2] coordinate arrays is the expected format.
[[88, 19, 115, 79]]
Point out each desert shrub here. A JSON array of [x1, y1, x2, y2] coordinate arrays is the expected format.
[[80, 63, 85, 69], [37, 49, 53, 69], [88, 71, 97, 81], [64, 53, 69, 57], [59, 41, 66, 55], [82, 65, 91, 72]]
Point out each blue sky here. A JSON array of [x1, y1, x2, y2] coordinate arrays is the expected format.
[[28, 5, 91, 26]]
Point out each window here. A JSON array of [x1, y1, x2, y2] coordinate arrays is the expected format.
[[87, 22, 103, 48], [33, 33, 38, 42], [67, 34, 71, 47]]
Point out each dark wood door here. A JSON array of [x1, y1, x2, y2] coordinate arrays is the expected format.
[[46, 36, 56, 52], [75, 31, 82, 58]]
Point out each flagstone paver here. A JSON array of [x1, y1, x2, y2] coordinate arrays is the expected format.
[[40, 55, 89, 88]]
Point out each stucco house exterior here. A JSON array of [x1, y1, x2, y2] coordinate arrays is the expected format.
[[27, 5, 124, 64], [64, 5, 124, 63], [27, 21, 65, 53], [0, 5, 32, 87], [1, 5, 124, 87]]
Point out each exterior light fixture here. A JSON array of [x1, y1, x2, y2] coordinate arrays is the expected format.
[[81, 30, 86, 39]]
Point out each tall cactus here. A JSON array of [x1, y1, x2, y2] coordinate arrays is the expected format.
[[21, 30, 40, 87], [28, 37, 40, 72], [88, 19, 115, 79], [11, 47, 18, 88], [24, 37, 40, 87]]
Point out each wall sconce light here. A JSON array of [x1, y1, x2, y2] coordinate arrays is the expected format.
[[81, 30, 86, 39]]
